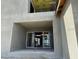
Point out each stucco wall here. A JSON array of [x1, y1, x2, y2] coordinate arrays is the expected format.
[[1, 17, 13, 53], [1, 0, 29, 16], [1, 0, 55, 53], [1, 0, 63, 59], [60, 0, 78, 59], [60, 15, 70, 59], [10, 23, 26, 51], [53, 16, 63, 59], [70, 0, 78, 38]]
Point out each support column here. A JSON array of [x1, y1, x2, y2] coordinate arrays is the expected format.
[[63, 2, 77, 59], [53, 16, 62, 58]]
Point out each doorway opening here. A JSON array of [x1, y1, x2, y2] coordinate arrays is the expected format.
[[10, 21, 54, 51], [27, 31, 53, 48]]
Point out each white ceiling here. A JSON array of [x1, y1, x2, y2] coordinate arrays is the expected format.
[[18, 21, 53, 31]]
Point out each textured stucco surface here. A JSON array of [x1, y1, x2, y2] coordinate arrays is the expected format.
[[60, 0, 78, 59], [1, 0, 62, 59], [10, 24, 26, 51], [1, 0, 77, 59], [1, 0, 29, 15]]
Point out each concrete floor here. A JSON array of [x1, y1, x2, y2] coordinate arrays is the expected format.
[[2, 50, 62, 59]]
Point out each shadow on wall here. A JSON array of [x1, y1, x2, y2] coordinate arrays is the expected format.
[[10, 23, 26, 51], [60, 1, 71, 59], [70, 0, 78, 39], [61, 16, 70, 59]]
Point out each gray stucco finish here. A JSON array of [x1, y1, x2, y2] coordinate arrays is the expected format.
[[1, 0, 62, 58], [1, 0, 77, 59]]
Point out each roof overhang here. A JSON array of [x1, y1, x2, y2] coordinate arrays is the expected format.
[[17, 21, 53, 31]]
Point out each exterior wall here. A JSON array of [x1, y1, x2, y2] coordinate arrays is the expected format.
[[1, 0, 55, 53], [1, 17, 13, 53], [70, 0, 78, 38], [2, 0, 62, 59], [1, 0, 29, 53], [1, 0, 29, 16], [60, 15, 70, 59], [2, 18, 63, 59], [10, 24, 26, 51], [60, 0, 78, 59], [2, 0, 78, 59], [53, 16, 62, 58]]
